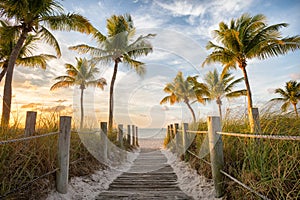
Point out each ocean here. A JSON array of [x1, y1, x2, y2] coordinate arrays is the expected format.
[[137, 128, 167, 139]]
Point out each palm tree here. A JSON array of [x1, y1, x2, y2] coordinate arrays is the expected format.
[[0, 0, 94, 125], [202, 13, 300, 132], [0, 20, 56, 83], [270, 80, 300, 117], [69, 14, 155, 131], [50, 58, 106, 129], [196, 69, 246, 120], [160, 71, 206, 123]]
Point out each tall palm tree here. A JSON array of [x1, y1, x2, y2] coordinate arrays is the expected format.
[[51, 58, 106, 129], [270, 80, 300, 117], [69, 14, 155, 131], [0, 0, 94, 125], [202, 13, 300, 132], [0, 20, 56, 83], [160, 71, 206, 123], [193, 69, 246, 120]]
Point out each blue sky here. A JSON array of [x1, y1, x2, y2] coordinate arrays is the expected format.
[[2, 0, 300, 128]]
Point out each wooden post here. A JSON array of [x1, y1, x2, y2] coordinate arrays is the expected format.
[[207, 116, 224, 198], [127, 125, 131, 145], [182, 123, 188, 156], [25, 111, 37, 136], [170, 124, 174, 138], [135, 126, 139, 147], [100, 122, 108, 161], [56, 116, 72, 194], [166, 125, 170, 142], [174, 123, 179, 152], [132, 125, 135, 146], [118, 124, 124, 148], [252, 108, 261, 133]]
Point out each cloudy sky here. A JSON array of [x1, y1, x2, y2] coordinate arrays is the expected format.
[[1, 0, 300, 128]]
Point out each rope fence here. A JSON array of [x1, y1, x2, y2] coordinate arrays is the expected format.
[[186, 130, 208, 134], [166, 113, 299, 199], [217, 132, 300, 141], [187, 150, 211, 166], [220, 170, 270, 200], [1, 111, 138, 198], [0, 168, 60, 199], [0, 131, 59, 145], [0, 157, 86, 199]]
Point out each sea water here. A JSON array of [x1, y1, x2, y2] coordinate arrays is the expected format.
[[137, 128, 166, 139]]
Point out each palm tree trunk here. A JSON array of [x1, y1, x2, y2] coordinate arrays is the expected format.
[[108, 59, 119, 132], [293, 103, 299, 118], [216, 97, 222, 120], [185, 101, 196, 123], [80, 87, 84, 129], [240, 66, 255, 133], [1, 29, 29, 126]]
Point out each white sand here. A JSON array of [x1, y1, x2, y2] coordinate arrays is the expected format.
[[46, 150, 139, 200], [161, 149, 222, 200]]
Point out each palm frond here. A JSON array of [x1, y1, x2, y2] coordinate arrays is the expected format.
[[224, 77, 244, 92], [226, 89, 247, 98], [281, 101, 291, 112], [69, 44, 107, 56], [160, 96, 172, 105], [122, 55, 146, 76], [38, 26, 61, 57], [16, 54, 56, 69], [43, 13, 94, 34], [86, 78, 107, 89], [50, 80, 75, 91]]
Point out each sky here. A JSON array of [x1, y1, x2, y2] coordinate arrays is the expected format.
[[1, 0, 300, 128]]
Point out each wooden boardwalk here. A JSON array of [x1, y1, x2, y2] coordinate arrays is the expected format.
[[96, 149, 193, 200]]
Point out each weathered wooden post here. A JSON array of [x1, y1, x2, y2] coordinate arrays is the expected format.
[[207, 116, 224, 198], [182, 123, 188, 156], [56, 116, 72, 194], [127, 125, 131, 145], [25, 111, 37, 136], [168, 124, 175, 150], [174, 123, 179, 152], [135, 126, 139, 147], [118, 124, 124, 148], [132, 125, 136, 147], [166, 125, 170, 144], [100, 122, 108, 161], [170, 124, 174, 139]]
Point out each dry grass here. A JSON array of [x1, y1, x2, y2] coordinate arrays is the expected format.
[[0, 112, 105, 200], [166, 111, 300, 199]]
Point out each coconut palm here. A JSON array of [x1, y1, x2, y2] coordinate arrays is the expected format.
[[202, 13, 300, 132], [160, 71, 206, 123], [193, 69, 246, 120], [270, 80, 300, 117], [51, 58, 106, 129], [69, 14, 155, 131], [0, 20, 56, 82], [0, 0, 94, 125]]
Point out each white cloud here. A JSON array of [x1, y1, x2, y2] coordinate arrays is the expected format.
[[155, 0, 206, 17], [133, 14, 167, 29]]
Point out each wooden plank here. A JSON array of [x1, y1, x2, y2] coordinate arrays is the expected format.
[[97, 149, 193, 199]]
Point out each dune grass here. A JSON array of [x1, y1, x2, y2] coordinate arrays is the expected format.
[[165, 111, 300, 199], [0, 112, 106, 199]]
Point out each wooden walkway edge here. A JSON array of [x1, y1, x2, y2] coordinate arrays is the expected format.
[[96, 148, 193, 200]]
